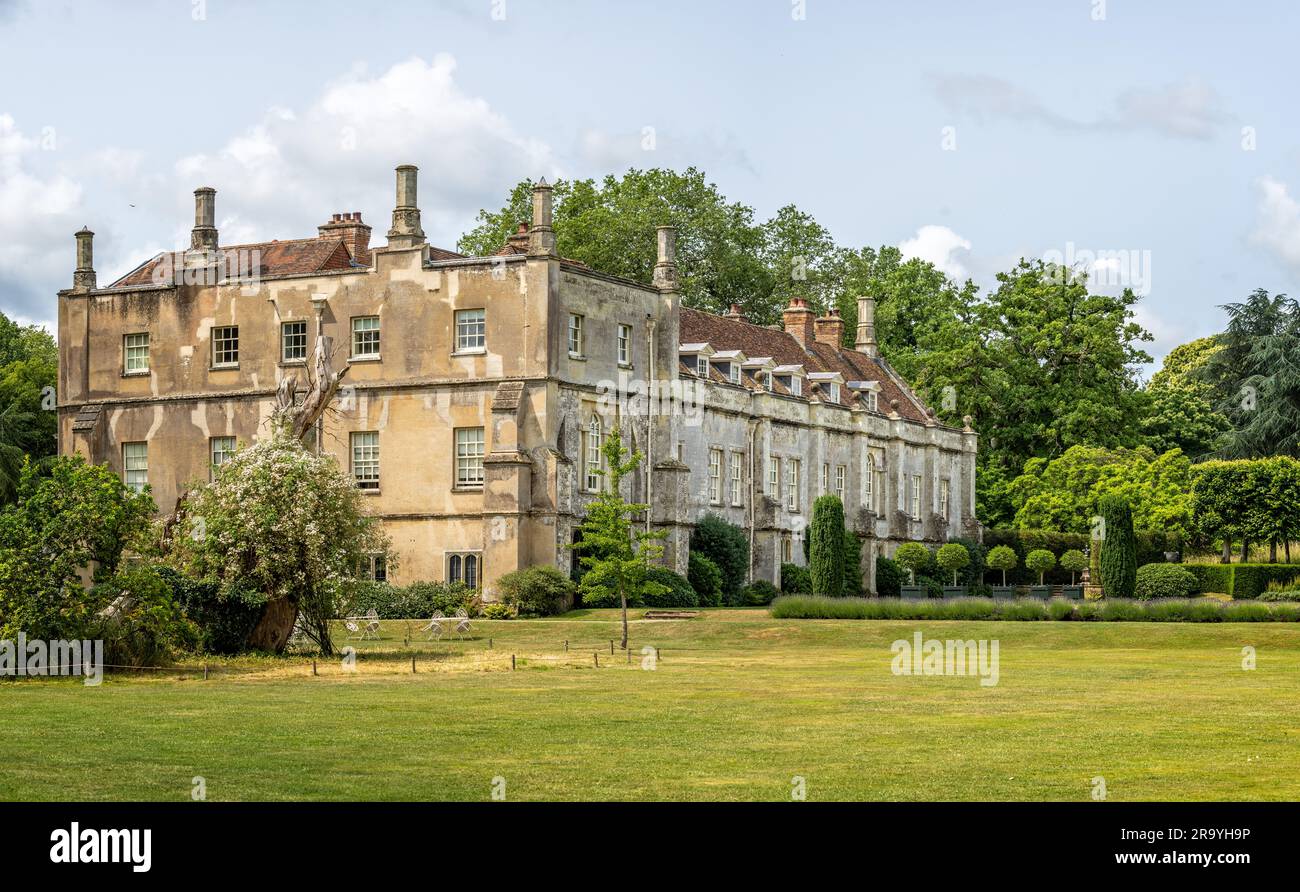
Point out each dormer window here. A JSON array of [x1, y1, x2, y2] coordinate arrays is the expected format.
[[791, 377, 802, 397], [697, 355, 709, 377], [866, 391, 878, 412], [828, 383, 840, 403], [728, 364, 741, 385]]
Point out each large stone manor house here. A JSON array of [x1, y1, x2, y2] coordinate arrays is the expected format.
[[57, 165, 978, 596]]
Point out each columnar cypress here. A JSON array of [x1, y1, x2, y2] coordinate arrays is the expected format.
[[1098, 495, 1137, 598], [810, 495, 846, 597]]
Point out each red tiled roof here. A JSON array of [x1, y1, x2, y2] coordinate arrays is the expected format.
[[110, 238, 357, 288], [679, 306, 930, 422]]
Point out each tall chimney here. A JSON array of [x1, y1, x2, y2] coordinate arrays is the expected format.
[[782, 296, 816, 348], [73, 227, 96, 291], [724, 303, 747, 322], [652, 225, 678, 290], [190, 187, 218, 254], [387, 164, 425, 249], [319, 211, 372, 265], [814, 307, 844, 348], [528, 179, 556, 256], [855, 295, 878, 356]]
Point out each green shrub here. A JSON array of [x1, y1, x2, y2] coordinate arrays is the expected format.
[[1024, 549, 1056, 584], [690, 514, 750, 605], [1134, 563, 1198, 600], [874, 556, 903, 597], [345, 580, 480, 618], [742, 579, 780, 606], [1000, 599, 1048, 620], [1183, 563, 1231, 595], [496, 565, 574, 617], [89, 564, 200, 666], [1259, 590, 1300, 602], [1099, 599, 1144, 621], [768, 595, 1300, 622], [1048, 598, 1076, 621], [644, 568, 698, 608], [1098, 496, 1137, 598], [843, 531, 864, 596], [1230, 564, 1300, 600], [936, 543, 971, 585], [780, 562, 812, 594], [893, 542, 931, 585], [161, 566, 264, 655], [688, 553, 724, 606], [809, 495, 846, 596], [482, 602, 517, 620]]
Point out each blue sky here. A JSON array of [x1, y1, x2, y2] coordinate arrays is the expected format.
[[3, 0, 1299, 372]]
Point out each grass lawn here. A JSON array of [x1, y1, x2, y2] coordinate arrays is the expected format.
[[3, 609, 1297, 801]]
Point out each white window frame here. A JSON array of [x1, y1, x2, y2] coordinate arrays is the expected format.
[[866, 391, 879, 412], [123, 332, 149, 375], [351, 315, 381, 359], [791, 377, 802, 397], [828, 383, 840, 403], [122, 442, 148, 493], [281, 320, 308, 363], [351, 431, 380, 490], [864, 454, 875, 512], [617, 323, 632, 366], [708, 448, 723, 504], [210, 436, 236, 479], [835, 465, 847, 502], [455, 427, 485, 489], [910, 474, 923, 520], [768, 456, 780, 499], [697, 355, 709, 377], [729, 452, 744, 507], [940, 478, 951, 518], [568, 314, 584, 358], [821, 463, 829, 495], [787, 459, 801, 512], [584, 416, 602, 492], [211, 326, 239, 368], [365, 553, 387, 582], [729, 364, 741, 385], [455, 309, 486, 353]]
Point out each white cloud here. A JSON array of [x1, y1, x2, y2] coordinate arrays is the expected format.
[[930, 74, 1231, 140], [1250, 175, 1300, 276], [169, 54, 557, 248], [899, 224, 973, 280], [0, 114, 85, 322]]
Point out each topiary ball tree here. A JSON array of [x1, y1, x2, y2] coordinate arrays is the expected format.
[[936, 542, 971, 585], [1025, 549, 1056, 585], [1059, 549, 1087, 585], [986, 544, 1018, 586], [894, 542, 931, 585], [1098, 495, 1137, 598], [809, 495, 846, 597]]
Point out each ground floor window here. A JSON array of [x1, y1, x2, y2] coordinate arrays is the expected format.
[[447, 552, 481, 589], [361, 553, 387, 582]]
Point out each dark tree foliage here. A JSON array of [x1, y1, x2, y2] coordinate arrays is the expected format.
[[1098, 495, 1137, 598], [810, 495, 846, 597], [690, 513, 750, 605]]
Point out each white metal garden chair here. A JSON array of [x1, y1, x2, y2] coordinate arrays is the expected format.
[[418, 610, 446, 641], [363, 608, 382, 640], [344, 616, 365, 639], [451, 608, 471, 641]]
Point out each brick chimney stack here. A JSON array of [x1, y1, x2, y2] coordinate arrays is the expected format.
[[190, 187, 218, 254], [387, 164, 425, 249], [319, 212, 372, 264], [73, 227, 96, 291], [528, 179, 556, 256], [782, 296, 816, 347], [724, 303, 747, 323], [855, 295, 879, 356], [814, 307, 844, 347]]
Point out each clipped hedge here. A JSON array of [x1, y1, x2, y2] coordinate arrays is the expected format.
[[1134, 563, 1198, 600], [780, 562, 812, 594], [688, 552, 724, 607], [770, 595, 1300, 622], [1182, 563, 1300, 598], [874, 556, 903, 598], [644, 568, 699, 609], [343, 580, 480, 618], [743, 579, 780, 606], [496, 565, 574, 616]]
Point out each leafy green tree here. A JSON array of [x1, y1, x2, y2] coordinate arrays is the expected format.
[[571, 425, 668, 648], [894, 542, 931, 585], [986, 544, 1018, 586], [1190, 460, 1257, 562], [167, 430, 390, 655], [843, 529, 863, 596], [1098, 496, 1137, 597], [809, 495, 846, 596], [458, 169, 774, 320], [0, 456, 154, 639], [1025, 549, 1057, 585], [760, 204, 842, 317], [936, 542, 971, 585], [1006, 445, 1193, 543], [1140, 337, 1229, 459], [687, 552, 723, 607], [0, 313, 57, 502], [1059, 549, 1087, 585]]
